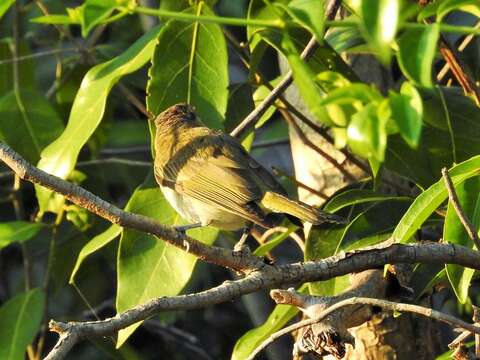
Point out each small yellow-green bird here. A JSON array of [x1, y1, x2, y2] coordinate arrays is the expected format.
[[154, 103, 345, 233]]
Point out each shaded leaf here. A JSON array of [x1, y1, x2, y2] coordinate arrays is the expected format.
[[0, 89, 63, 164], [324, 189, 410, 213], [397, 24, 439, 87], [0, 221, 44, 250], [437, 0, 480, 21], [0, 289, 45, 360], [35, 25, 162, 214], [444, 177, 479, 303]]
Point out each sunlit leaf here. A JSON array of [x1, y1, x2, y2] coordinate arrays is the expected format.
[[397, 24, 439, 88], [70, 225, 122, 283], [35, 25, 162, 214], [360, 0, 399, 63], [347, 103, 388, 161], [0, 0, 15, 19], [389, 82, 423, 148], [393, 156, 480, 243], [81, 0, 117, 37], [146, 5, 228, 129]]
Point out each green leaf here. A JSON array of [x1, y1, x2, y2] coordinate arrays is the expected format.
[[437, 0, 480, 21], [35, 25, 162, 214], [307, 199, 410, 295], [360, 0, 399, 63], [389, 82, 423, 148], [232, 284, 308, 360], [0, 0, 15, 19], [0, 289, 45, 360], [0, 89, 63, 164], [0, 39, 35, 96], [81, 0, 117, 37], [324, 189, 410, 213], [281, 34, 331, 125], [253, 222, 297, 256], [444, 177, 479, 303], [397, 24, 439, 88], [347, 102, 388, 161], [116, 179, 218, 347], [392, 156, 480, 243], [70, 224, 122, 283], [146, 5, 228, 129], [287, 0, 325, 41], [0, 221, 44, 250]]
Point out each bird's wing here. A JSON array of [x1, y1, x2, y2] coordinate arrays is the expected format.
[[157, 132, 272, 225]]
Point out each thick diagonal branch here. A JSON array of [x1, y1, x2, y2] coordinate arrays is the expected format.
[[0, 142, 263, 272], [43, 241, 480, 359]]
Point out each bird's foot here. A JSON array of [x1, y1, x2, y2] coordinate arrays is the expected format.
[[233, 227, 251, 253]]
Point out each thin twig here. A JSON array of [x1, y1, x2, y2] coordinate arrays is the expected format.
[[280, 108, 357, 182], [271, 166, 328, 200], [441, 167, 480, 250], [230, 36, 319, 139], [0, 142, 263, 272], [42, 240, 480, 360], [247, 297, 480, 360]]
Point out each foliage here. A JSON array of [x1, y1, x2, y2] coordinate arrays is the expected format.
[[0, 0, 479, 359]]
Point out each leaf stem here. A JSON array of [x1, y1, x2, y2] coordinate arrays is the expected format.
[[131, 6, 286, 29]]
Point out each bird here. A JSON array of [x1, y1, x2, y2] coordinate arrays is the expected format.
[[153, 103, 345, 235]]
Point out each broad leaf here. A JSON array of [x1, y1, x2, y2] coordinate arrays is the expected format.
[[232, 284, 308, 360], [287, 0, 325, 41], [116, 179, 218, 347], [444, 177, 479, 303], [0, 221, 44, 250], [146, 5, 228, 129], [70, 224, 122, 283], [81, 0, 117, 37], [389, 82, 423, 148], [397, 24, 439, 88], [360, 0, 399, 63], [347, 102, 388, 161], [36, 25, 162, 214], [324, 189, 410, 213], [0, 289, 44, 360], [437, 0, 480, 21], [393, 156, 480, 243], [0, 0, 15, 19], [0, 89, 63, 164], [307, 198, 410, 295]]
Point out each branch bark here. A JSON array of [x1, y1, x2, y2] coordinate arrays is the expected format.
[[43, 241, 480, 359]]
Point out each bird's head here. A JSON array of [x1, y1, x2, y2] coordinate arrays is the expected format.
[[154, 103, 203, 131]]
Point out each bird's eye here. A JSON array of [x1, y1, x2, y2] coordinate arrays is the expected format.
[[185, 111, 196, 121]]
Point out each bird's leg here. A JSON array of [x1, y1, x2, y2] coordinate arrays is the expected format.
[[234, 226, 251, 252], [174, 222, 203, 234]]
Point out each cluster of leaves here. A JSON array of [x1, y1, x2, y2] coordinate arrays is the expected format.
[[0, 0, 479, 359]]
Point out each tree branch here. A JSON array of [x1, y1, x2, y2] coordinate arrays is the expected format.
[[248, 296, 480, 360], [442, 167, 480, 250], [43, 241, 480, 359], [0, 142, 263, 272]]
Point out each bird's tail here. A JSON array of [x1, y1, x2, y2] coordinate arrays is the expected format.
[[261, 192, 346, 225]]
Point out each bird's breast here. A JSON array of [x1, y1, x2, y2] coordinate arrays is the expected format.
[[160, 185, 248, 230]]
